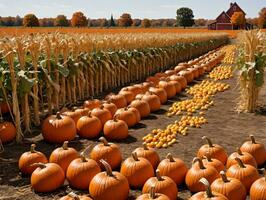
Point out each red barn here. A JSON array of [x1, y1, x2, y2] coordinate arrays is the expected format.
[[208, 2, 253, 30]]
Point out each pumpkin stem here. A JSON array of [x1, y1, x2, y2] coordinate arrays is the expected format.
[[250, 135, 256, 144], [87, 111, 92, 117], [80, 152, 87, 162], [220, 171, 229, 183], [100, 159, 114, 177], [62, 141, 69, 150], [166, 153, 175, 162], [149, 185, 156, 199], [193, 157, 206, 169], [155, 169, 164, 181], [56, 112, 62, 119], [99, 137, 110, 146], [205, 153, 212, 162], [132, 152, 139, 161], [30, 144, 36, 153], [68, 192, 80, 200], [237, 147, 243, 156], [202, 136, 213, 147], [143, 143, 149, 150], [199, 178, 214, 198], [235, 157, 246, 168], [100, 105, 104, 109], [113, 114, 119, 122]]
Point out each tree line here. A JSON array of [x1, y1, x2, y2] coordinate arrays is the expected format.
[[0, 7, 265, 28]]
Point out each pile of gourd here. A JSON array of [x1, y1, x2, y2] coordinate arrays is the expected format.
[[209, 65, 233, 80], [18, 135, 266, 200], [38, 48, 224, 144]]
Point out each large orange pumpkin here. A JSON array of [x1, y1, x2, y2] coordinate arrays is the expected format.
[[83, 99, 101, 110], [0, 120, 16, 143], [137, 186, 170, 200], [59, 192, 92, 200], [168, 80, 182, 94], [169, 75, 187, 90], [62, 110, 82, 125], [197, 136, 228, 165], [211, 171, 246, 200], [42, 112, 76, 143], [89, 160, 129, 200], [146, 76, 160, 85], [120, 152, 154, 188], [226, 147, 257, 168], [142, 169, 178, 200], [130, 99, 150, 118], [226, 157, 260, 191], [76, 112, 102, 139], [31, 163, 65, 193], [174, 65, 186, 73], [178, 70, 194, 83], [115, 107, 138, 128], [189, 178, 228, 200], [202, 154, 225, 172], [102, 101, 117, 117], [240, 135, 266, 166], [90, 137, 122, 170], [158, 81, 176, 99], [49, 141, 79, 173], [127, 106, 141, 124], [119, 88, 135, 104], [106, 93, 127, 108], [157, 153, 188, 186], [103, 116, 129, 140], [66, 153, 101, 190], [141, 92, 161, 112], [91, 105, 112, 126], [185, 157, 220, 193], [18, 144, 48, 175], [149, 87, 168, 104], [133, 143, 160, 169], [250, 171, 266, 200]]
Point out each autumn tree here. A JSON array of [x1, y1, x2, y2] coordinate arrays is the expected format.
[[118, 13, 133, 27], [258, 8, 266, 28], [71, 12, 88, 27], [55, 15, 69, 27], [23, 14, 39, 27], [141, 18, 151, 28], [132, 19, 141, 27], [231, 12, 246, 29], [195, 18, 208, 27], [176, 7, 194, 28]]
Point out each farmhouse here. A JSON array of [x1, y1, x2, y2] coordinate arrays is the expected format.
[[208, 2, 253, 30]]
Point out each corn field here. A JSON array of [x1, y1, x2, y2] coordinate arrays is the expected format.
[[0, 32, 228, 142]]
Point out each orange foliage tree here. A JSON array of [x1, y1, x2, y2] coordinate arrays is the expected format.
[[258, 8, 266, 28], [141, 19, 151, 28], [118, 13, 133, 27], [71, 12, 88, 27], [231, 12, 246, 29], [23, 14, 39, 27]]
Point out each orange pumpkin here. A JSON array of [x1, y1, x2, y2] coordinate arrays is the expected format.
[[158, 81, 176, 99], [155, 73, 167, 79], [106, 93, 127, 108], [49, 141, 79, 173], [90, 137, 122, 170], [89, 160, 129, 200], [91, 105, 112, 126], [250, 170, 266, 200], [18, 144, 48, 175], [0, 102, 10, 114], [157, 153, 188, 186], [164, 70, 175, 76], [130, 99, 150, 118], [115, 107, 138, 128], [142, 169, 178, 200], [187, 67, 199, 79], [211, 171, 246, 200], [149, 87, 168, 104], [169, 75, 187, 90], [174, 65, 186, 73], [42, 112, 76, 143], [76, 112, 102, 139], [120, 152, 154, 188], [102, 101, 117, 117], [137, 186, 170, 200], [146, 76, 160, 85], [119, 88, 135, 104], [168, 80, 181, 94], [74, 107, 90, 116], [59, 192, 92, 200], [197, 136, 228, 165], [185, 157, 220, 193], [127, 106, 141, 124], [121, 86, 139, 97], [0, 120, 16, 143], [133, 143, 160, 169], [189, 178, 228, 200], [62, 110, 82, 125], [240, 135, 266, 166], [226, 157, 260, 191], [178, 70, 194, 83], [202, 154, 225, 172], [66, 153, 101, 190], [142, 92, 161, 112], [103, 116, 129, 140], [226, 147, 257, 168], [83, 99, 101, 110], [31, 163, 65, 193]]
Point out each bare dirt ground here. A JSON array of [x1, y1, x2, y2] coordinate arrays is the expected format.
[[1, 68, 266, 199]]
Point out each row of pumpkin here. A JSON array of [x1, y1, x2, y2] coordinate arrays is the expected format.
[[18, 135, 266, 199], [40, 48, 225, 144]]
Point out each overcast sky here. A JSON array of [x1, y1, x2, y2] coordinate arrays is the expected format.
[[0, 0, 264, 19]]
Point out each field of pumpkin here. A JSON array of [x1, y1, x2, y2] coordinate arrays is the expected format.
[[0, 30, 266, 200]]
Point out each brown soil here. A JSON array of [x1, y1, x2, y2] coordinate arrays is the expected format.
[[1, 74, 266, 200]]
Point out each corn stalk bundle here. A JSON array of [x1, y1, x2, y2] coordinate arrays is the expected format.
[[0, 32, 228, 142], [237, 30, 266, 112]]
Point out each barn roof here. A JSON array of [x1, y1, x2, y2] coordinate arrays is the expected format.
[[226, 2, 246, 16]]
